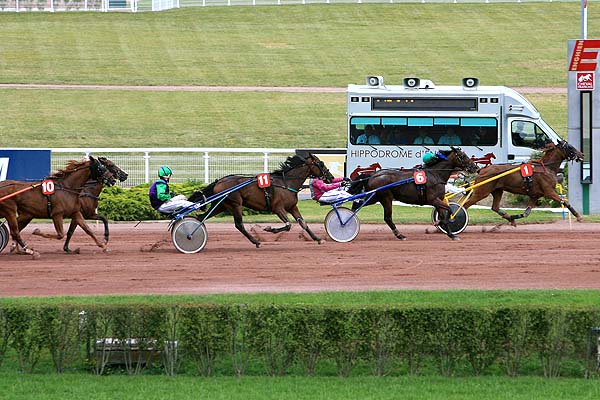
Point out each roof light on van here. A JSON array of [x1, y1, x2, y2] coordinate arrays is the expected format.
[[366, 76, 384, 87], [403, 77, 420, 89], [462, 77, 479, 89]]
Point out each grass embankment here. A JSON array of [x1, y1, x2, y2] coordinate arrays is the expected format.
[[1, 3, 597, 147]]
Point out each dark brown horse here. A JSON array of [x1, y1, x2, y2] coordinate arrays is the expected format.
[[188, 153, 334, 247], [29, 157, 128, 253], [0, 156, 115, 255], [359, 147, 478, 240], [462, 140, 584, 225]]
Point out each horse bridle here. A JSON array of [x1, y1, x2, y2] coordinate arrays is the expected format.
[[449, 147, 478, 173], [90, 159, 116, 186], [305, 157, 332, 181], [556, 140, 583, 162]]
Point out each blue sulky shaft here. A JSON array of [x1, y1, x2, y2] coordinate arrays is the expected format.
[[331, 177, 415, 226]]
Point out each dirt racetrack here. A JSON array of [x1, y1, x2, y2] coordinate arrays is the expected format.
[[0, 220, 599, 297]]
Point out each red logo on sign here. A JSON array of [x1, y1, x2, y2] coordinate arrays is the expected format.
[[257, 173, 271, 188], [569, 39, 600, 71], [576, 72, 594, 90]]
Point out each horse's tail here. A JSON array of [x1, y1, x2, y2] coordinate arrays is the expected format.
[[188, 180, 218, 204], [347, 174, 369, 195]]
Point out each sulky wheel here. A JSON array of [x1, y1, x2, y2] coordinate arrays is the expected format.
[[431, 202, 469, 235], [324, 207, 360, 243], [171, 217, 208, 254], [0, 221, 8, 253]]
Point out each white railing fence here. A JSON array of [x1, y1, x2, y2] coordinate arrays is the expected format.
[[51, 148, 299, 187], [0, 0, 566, 12]]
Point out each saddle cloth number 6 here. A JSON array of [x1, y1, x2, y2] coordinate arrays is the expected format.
[[413, 170, 427, 185]]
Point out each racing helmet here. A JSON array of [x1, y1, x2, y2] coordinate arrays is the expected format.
[[158, 165, 173, 179], [422, 152, 436, 165]]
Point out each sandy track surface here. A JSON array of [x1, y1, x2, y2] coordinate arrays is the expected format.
[[0, 221, 598, 297]]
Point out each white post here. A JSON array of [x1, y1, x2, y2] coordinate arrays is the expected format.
[[16, 0, 19, 12], [581, 0, 588, 39], [144, 152, 150, 183], [263, 152, 269, 173], [84, 0, 87, 10], [204, 152, 210, 183], [51, 0, 54, 12]]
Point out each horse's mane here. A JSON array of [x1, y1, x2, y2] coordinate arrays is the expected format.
[[49, 159, 88, 179], [272, 155, 306, 175]]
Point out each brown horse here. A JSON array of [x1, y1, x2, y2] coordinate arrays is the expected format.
[[359, 147, 479, 240], [29, 157, 128, 253], [188, 153, 334, 248], [0, 156, 115, 255], [462, 140, 584, 225]]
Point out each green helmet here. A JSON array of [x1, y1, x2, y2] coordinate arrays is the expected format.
[[422, 152, 436, 165], [158, 165, 172, 179]]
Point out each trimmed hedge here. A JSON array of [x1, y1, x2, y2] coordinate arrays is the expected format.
[[98, 182, 266, 221], [0, 303, 598, 378]]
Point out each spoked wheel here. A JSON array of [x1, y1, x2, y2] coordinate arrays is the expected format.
[[324, 207, 360, 243], [431, 202, 469, 235], [0, 221, 8, 253], [171, 217, 208, 254]]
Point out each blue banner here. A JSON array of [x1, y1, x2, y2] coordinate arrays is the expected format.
[[0, 150, 51, 182]]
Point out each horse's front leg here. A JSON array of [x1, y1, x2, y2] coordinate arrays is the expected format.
[[432, 199, 458, 240], [544, 190, 584, 222], [63, 211, 107, 253], [287, 206, 323, 244], [231, 208, 261, 248], [381, 197, 405, 240]]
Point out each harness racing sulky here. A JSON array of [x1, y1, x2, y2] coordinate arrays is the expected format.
[[167, 152, 334, 254]]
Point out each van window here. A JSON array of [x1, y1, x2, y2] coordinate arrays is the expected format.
[[511, 121, 552, 149], [349, 117, 498, 146]]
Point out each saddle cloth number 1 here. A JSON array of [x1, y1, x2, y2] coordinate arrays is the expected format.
[[413, 170, 427, 184], [520, 163, 533, 177], [257, 173, 271, 188]]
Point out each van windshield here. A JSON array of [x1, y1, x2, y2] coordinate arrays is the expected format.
[[510, 120, 554, 150], [350, 117, 498, 146]]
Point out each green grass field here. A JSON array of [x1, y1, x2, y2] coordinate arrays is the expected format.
[[0, 3, 596, 147]]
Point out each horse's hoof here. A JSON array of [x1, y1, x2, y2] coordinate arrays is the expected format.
[[451, 236, 461, 241], [317, 239, 325, 245], [263, 226, 272, 232], [577, 217, 584, 222], [32, 228, 41, 235], [255, 242, 261, 248], [31, 251, 41, 260], [396, 235, 407, 241]]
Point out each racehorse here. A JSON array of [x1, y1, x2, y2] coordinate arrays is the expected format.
[[29, 157, 128, 253], [0, 156, 115, 255], [358, 147, 479, 240], [462, 140, 584, 225], [188, 152, 334, 248]]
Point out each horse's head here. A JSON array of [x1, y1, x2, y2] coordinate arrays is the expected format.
[[555, 140, 584, 163], [98, 156, 129, 182], [448, 147, 479, 173], [304, 153, 334, 183], [89, 156, 116, 186]]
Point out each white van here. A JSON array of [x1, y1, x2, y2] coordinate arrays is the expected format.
[[345, 76, 563, 176]]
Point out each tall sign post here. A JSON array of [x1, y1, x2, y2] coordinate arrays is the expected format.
[[567, 38, 600, 214]]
